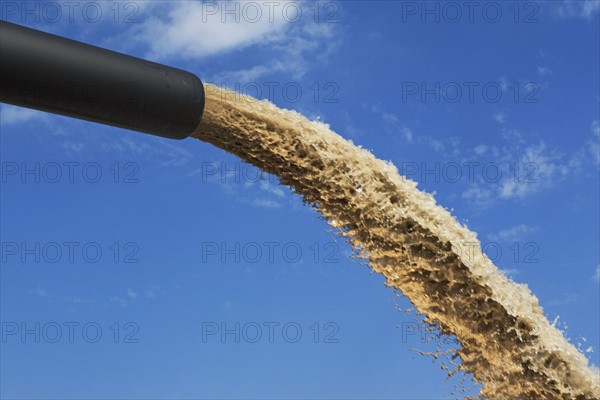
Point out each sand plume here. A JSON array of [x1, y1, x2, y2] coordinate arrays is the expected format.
[[193, 84, 600, 399]]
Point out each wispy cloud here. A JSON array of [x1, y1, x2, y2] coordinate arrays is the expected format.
[[589, 121, 600, 164], [61, 141, 86, 154], [462, 121, 599, 208], [101, 136, 193, 167], [473, 144, 488, 155], [0, 105, 47, 125], [29, 287, 91, 304], [145, 286, 158, 298], [401, 127, 414, 144], [461, 183, 498, 208], [368, 104, 462, 153], [111, 296, 129, 307], [593, 265, 600, 282], [493, 111, 507, 124], [249, 180, 286, 207], [214, 19, 340, 82], [547, 292, 580, 306], [502, 268, 520, 277], [537, 66, 553, 77], [367, 103, 404, 138], [190, 160, 293, 209], [131, 2, 289, 60], [253, 198, 282, 208], [461, 185, 496, 207], [488, 224, 538, 243], [500, 127, 525, 145], [499, 142, 570, 199], [111, 285, 160, 307], [125, 1, 341, 81], [553, 0, 600, 19], [255, 179, 285, 198]]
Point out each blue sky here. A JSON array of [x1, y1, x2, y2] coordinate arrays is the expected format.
[[1, 1, 599, 398]]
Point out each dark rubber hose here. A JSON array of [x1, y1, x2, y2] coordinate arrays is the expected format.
[[0, 20, 205, 139]]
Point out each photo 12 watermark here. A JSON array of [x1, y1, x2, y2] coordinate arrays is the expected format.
[[1, 2, 141, 24], [197, 161, 277, 185], [1, 241, 140, 264], [399, 321, 545, 344], [200, 241, 340, 264], [400, 81, 540, 104], [398, 161, 540, 185], [201, 321, 340, 343], [396, 1, 540, 24], [205, 81, 340, 105], [190, 1, 340, 24], [456, 241, 540, 264], [1, 161, 140, 184], [1, 321, 140, 343]]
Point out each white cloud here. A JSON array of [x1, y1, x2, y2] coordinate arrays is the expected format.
[[62, 141, 86, 154], [537, 66, 552, 77], [488, 224, 538, 243], [258, 180, 285, 197], [112, 285, 159, 306], [111, 296, 128, 307], [436, 137, 461, 157], [461, 121, 600, 207], [499, 77, 509, 91], [402, 127, 414, 143], [29, 287, 90, 304], [367, 104, 412, 143], [547, 292, 580, 306], [101, 136, 193, 167], [461, 185, 495, 207], [381, 111, 399, 126], [191, 160, 292, 209], [554, 0, 600, 19], [0, 105, 47, 125], [133, 2, 289, 60], [499, 142, 569, 199], [463, 128, 599, 207], [129, 1, 341, 81], [127, 288, 138, 299], [253, 198, 282, 208], [500, 127, 525, 144], [592, 121, 600, 136], [594, 265, 600, 282], [144, 285, 160, 298], [502, 268, 520, 277], [589, 121, 600, 164], [214, 65, 274, 83], [473, 144, 488, 155], [493, 111, 507, 124], [30, 287, 48, 298]]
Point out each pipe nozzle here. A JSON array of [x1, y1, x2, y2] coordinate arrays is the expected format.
[[0, 20, 205, 140]]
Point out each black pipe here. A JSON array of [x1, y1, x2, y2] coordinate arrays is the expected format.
[[0, 21, 204, 140]]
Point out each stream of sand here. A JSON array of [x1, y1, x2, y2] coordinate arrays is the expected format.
[[193, 84, 600, 399]]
